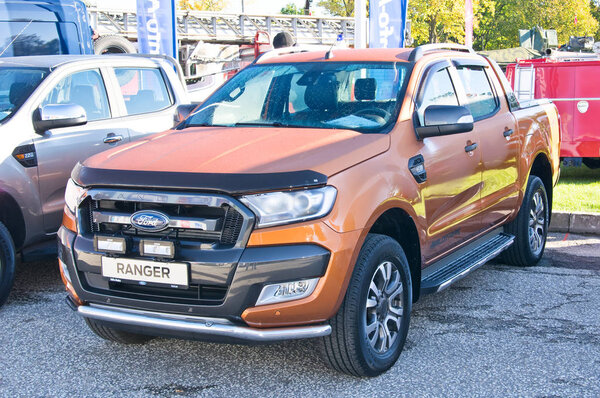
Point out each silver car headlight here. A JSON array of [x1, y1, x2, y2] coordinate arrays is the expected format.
[[240, 186, 337, 228], [64, 179, 87, 214]]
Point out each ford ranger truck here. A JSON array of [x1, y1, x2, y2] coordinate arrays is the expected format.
[[58, 44, 560, 377]]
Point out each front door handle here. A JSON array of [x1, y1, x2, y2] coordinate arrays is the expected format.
[[103, 134, 123, 144], [503, 129, 514, 138], [464, 142, 478, 152]]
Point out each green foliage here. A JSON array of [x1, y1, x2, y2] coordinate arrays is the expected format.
[[281, 3, 304, 15], [318, 0, 354, 17], [320, 0, 600, 50]]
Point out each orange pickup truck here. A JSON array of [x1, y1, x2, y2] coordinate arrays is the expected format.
[[58, 44, 560, 376]]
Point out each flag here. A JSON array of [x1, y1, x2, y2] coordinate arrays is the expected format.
[[136, 0, 177, 59], [369, 0, 409, 48], [465, 0, 473, 48]]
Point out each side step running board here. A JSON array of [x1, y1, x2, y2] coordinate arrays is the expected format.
[[421, 233, 514, 295]]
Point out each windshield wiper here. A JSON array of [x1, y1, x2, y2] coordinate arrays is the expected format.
[[0, 20, 33, 56], [233, 122, 291, 127]]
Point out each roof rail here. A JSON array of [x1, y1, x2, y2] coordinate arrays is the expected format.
[[253, 44, 332, 64], [409, 43, 475, 62]]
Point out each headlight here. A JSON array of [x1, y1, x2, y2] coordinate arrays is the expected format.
[[64, 179, 86, 214], [240, 186, 337, 228]]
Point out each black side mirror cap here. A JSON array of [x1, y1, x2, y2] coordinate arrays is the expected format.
[[415, 105, 474, 139], [174, 104, 198, 124]]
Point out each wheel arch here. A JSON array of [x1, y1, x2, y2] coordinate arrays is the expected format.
[[0, 190, 26, 250], [528, 152, 553, 222], [368, 208, 422, 303]]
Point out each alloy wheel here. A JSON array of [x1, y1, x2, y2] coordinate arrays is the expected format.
[[365, 261, 404, 353], [528, 190, 546, 256]]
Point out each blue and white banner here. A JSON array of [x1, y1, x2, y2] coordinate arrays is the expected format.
[[136, 0, 177, 58], [369, 0, 409, 48]]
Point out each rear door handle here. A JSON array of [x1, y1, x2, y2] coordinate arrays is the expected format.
[[464, 142, 478, 152], [503, 129, 514, 137], [103, 134, 123, 144]]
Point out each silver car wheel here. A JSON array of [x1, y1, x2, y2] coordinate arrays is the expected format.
[[365, 261, 404, 353], [528, 190, 546, 257]]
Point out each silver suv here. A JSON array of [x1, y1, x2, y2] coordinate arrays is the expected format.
[[0, 54, 191, 305]]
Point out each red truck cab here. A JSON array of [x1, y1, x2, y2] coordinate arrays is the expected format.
[[506, 55, 600, 168]]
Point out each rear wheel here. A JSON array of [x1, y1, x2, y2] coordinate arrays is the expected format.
[[0, 221, 16, 307], [503, 175, 549, 266], [85, 318, 154, 344], [319, 234, 412, 377]]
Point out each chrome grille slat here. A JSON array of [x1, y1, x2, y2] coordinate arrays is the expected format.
[[92, 210, 222, 232]]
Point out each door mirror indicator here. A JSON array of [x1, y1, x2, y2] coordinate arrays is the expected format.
[[415, 105, 474, 140], [33, 104, 88, 134]]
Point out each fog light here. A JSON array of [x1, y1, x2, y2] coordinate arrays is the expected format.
[[140, 240, 174, 258], [59, 258, 71, 284], [256, 278, 319, 306], [94, 236, 126, 254]]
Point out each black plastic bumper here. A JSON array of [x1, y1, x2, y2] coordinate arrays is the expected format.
[[58, 226, 330, 322]]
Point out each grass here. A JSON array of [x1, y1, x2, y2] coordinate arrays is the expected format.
[[553, 164, 600, 213]]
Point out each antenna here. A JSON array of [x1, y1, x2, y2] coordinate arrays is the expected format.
[[325, 34, 344, 60]]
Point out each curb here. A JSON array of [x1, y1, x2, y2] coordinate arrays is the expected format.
[[550, 211, 600, 235]]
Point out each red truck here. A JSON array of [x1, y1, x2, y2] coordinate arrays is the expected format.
[[506, 54, 600, 168]]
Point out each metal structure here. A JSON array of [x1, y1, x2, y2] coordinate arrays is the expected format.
[[88, 8, 355, 46]]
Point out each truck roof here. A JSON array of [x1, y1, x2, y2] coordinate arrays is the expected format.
[[0, 54, 170, 69], [257, 46, 482, 65]]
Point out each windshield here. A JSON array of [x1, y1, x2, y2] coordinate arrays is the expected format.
[[0, 67, 49, 123], [184, 62, 410, 133]]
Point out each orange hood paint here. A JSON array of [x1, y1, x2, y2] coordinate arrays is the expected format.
[[83, 127, 390, 177]]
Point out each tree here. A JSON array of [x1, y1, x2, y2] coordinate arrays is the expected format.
[[318, 0, 354, 17], [591, 0, 600, 39], [281, 3, 304, 14], [178, 0, 226, 11], [408, 0, 465, 45]]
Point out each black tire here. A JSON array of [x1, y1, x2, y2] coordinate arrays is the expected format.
[[94, 35, 136, 54], [319, 234, 412, 377], [582, 158, 600, 169], [503, 175, 549, 266], [85, 318, 154, 344], [0, 221, 16, 307]]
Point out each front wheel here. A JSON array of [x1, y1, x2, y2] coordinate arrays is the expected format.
[[319, 234, 412, 377], [85, 318, 154, 344], [0, 221, 16, 307], [503, 175, 549, 266]]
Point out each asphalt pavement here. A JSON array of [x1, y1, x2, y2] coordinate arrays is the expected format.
[[1, 232, 599, 397]]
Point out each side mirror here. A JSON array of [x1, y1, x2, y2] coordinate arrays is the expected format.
[[34, 104, 87, 134], [174, 104, 198, 124], [415, 105, 474, 139]]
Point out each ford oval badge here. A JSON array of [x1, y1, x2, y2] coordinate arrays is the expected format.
[[130, 210, 170, 232]]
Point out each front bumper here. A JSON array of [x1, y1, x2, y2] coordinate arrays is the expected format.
[[71, 300, 331, 343]]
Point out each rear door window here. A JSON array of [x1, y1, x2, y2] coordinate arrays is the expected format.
[[114, 68, 173, 116], [456, 66, 499, 120], [42, 69, 111, 121]]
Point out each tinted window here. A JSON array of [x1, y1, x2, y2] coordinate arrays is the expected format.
[[115, 68, 173, 115], [0, 67, 49, 123], [0, 21, 80, 56], [42, 69, 111, 121], [456, 66, 498, 119]]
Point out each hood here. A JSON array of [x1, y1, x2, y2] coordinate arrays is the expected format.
[[83, 127, 390, 177]]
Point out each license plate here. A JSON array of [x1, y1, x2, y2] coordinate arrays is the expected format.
[[101, 257, 189, 287]]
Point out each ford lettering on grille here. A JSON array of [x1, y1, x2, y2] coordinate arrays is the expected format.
[[130, 211, 170, 232]]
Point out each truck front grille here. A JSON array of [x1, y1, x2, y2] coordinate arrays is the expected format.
[[79, 191, 252, 247]]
